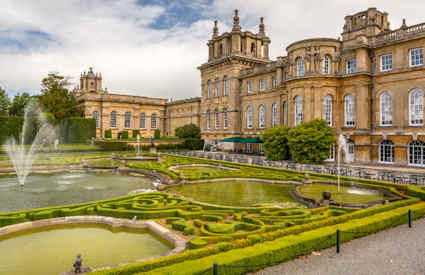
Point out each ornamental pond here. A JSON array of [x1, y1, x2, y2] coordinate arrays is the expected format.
[[0, 224, 172, 275]]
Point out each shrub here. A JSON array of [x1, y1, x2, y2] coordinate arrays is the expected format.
[[183, 225, 195, 235], [154, 129, 161, 139], [184, 138, 204, 150], [171, 220, 187, 231], [122, 130, 129, 139], [0, 116, 24, 144], [261, 126, 291, 160], [187, 238, 207, 249], [175, 124, 201, 139], [201, 215, 223, 222], [104, 129, 112, 138], [288, 119, 336, 164], [132, 130, 140, 138], [57, 117, 96, 144]]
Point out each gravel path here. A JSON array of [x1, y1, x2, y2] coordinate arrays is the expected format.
[[252, 219, 425, 275]]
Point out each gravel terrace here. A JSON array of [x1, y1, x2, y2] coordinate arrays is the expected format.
[[252, 218, 425, 275]]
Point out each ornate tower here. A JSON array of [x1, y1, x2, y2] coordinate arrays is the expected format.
[[77, 67, 103, 94]]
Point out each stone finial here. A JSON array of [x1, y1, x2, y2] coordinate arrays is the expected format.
[[232, 9, 241, 31], [259, 17, 265, 34], [213, 20, 218, 38], [401, 18, 407, 29]]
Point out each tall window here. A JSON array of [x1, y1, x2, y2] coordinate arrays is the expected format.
[[206, 110, 211, 129], [410, 48, 424, 67], [223, 108, 228, 129], [247, 106, 253, 129], [409, 89, 424, 125], [124, 112, 131, 128], [151, 113, 157, 129], [408, 141, 425, 166], [207, 80, 211, 98], [214, 109, 219, 129], [322, 55, 330, 74], [215, 78, 219, 97], [259, 79, 265, 91], [381, 54, 392, 71], [259, 105, 265, 128], [272, 76, 278, 88], [344, 94, 355, 126], [140, 113, 146, 129], [380, 92, 392, 126], [322, 95, 332, 126], [283, 102, 287, 126], [223, 76, 228, 96], [294, 96, 303, 126], [272, 103, 278, 126], [379, 140, 394, 163], [247, 81, 253, 93], [346, 58, 356, 74], [297, 58, 304, 76], [93, 110, 100, 128], [110, 111, 117, 128]]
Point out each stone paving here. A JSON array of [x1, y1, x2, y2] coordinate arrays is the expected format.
[[252, 219, 425, 275]]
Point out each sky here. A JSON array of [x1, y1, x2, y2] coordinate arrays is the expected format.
[[1, 0, 425, 100]]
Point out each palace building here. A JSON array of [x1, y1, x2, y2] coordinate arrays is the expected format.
[[76, 7, 425, 167]]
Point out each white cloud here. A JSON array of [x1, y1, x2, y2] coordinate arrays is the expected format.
[[1, 0, 425, 100]]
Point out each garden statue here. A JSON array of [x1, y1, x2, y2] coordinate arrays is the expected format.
[[321, 191, 331, 206], [54, 139, 59, 151], [73, 254, 82, 273]]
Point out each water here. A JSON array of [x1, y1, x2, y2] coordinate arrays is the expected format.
[[169, 181, 303, 207], [0, 172, 155, 212], [0, 224, 172, 275], [4, 100, 56, 186]]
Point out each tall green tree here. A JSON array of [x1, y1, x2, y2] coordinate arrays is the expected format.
[[261, 126, 291, 160], [287, 119, 336, 164], [9, 92, 31, 116], [0, 87, 11, 116], [175, 123, 201, 139], [38, 73, 82, 119]]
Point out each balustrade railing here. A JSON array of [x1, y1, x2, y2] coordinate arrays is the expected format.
[[375, 22, 425, 45]]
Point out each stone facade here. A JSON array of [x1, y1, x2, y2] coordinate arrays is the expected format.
[[76, 8, 425, 167]]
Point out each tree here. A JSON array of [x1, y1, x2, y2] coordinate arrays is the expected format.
[[175, 123, 201, 139], [9, 92, 31, 116], [261, 126, 291, 160], [287, 119, 336, 164], [38, 73, 82, 120], [0, 87, 10, 116]]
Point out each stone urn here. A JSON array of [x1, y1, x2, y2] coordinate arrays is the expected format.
[[179, 173, 185, 181], [322, 191, 331, 200], [80, 160, 88, 169], [302, 173, 312, 184]]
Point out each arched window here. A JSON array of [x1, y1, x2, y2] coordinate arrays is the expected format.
[[250, 43, 255, 54], [215, 78, 219, 97], [124, 112, 131, 128], [322, 55, 330, 74], [408, 140, 425, 166], [297, 58, 304, 76], [223, 76, 228, 96], [223, 108, 228, 129], [247, 106, 253, 129], [344, 94, 355, 126], [322, 95, 332, 126], [214, 109, 219, 129], [110, 111, 117, 128], [380, 92, 392, 126], [151, 113, 157, 129], [272, 103, 278, 126], [207, 80, 211, 98], [92, 110, 100, 128], [259, 105, 265, 128], [294, 96, 303, 126], [409, 89, 424, 125], [206, 110, 211, 129], [379, 140, 394, 163], [140, 112, 146, 129]]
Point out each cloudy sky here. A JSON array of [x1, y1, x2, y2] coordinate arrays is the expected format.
[[1, 0, 424, 100]]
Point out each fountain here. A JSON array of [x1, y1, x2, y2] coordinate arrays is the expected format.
[[4, 100, 56, 186], [337, 134, 350, 192]]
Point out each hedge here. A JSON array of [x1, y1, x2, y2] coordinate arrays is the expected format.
[[0, 116, 24, 144], [132, 130, 140, 138], [94, 140, 133, 151], [104, 129, 112, 138], [57, 117, 96, 144], [184, 138, 204, 150], [122, 130, 129, 139]]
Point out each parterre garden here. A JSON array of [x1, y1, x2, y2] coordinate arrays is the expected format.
[[1, 153, 425, 274]]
